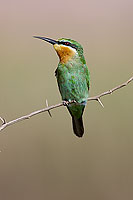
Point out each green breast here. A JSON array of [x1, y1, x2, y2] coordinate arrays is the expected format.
[[56, 58, 90, 104]]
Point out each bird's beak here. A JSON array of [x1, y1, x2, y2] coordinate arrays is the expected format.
[[33, 36, 58, 45]]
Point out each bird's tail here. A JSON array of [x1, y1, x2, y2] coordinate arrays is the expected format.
[[72, 115, 84, 137]]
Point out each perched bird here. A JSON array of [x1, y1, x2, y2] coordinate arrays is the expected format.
[[34, 36, 90, 137]]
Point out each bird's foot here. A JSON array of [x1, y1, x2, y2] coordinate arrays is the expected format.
[[62, 100, 69, 106], [62, 100, 77, 106]]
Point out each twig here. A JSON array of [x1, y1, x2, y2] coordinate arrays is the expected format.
[[0, 76, 132, 132]]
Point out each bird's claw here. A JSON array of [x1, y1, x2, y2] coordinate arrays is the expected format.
[[62, 100, 77, 106], [62, 100, 69, 106]]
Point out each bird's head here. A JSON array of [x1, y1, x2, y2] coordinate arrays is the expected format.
[[34, 36, 85, 64]]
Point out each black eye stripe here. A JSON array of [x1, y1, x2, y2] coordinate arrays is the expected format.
[[58, 41, 78, 50]]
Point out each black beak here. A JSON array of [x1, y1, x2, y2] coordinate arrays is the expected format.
[[33, 36, 58, 45]]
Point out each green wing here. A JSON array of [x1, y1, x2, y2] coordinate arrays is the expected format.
[[84, 64, 90, 91]]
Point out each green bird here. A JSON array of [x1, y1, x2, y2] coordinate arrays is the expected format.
[[34, 36, 90, 137]]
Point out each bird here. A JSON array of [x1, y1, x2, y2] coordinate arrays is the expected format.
[[34, 36, 90, 137]]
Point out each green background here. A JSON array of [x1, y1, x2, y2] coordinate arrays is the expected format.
[[0, 0, 133, 199]]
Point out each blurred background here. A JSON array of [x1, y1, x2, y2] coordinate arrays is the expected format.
[[0, 0, 133, 199]]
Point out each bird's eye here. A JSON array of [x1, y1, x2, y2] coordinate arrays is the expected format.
[[64, 42, 70, 46], [58, 41, 77, 49]]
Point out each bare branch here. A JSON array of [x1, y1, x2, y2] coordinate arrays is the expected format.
[[0, 76, 132, 133], [87, 76, 133, 101]]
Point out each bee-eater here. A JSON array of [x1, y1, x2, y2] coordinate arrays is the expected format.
[[34, 36, 90, 137]]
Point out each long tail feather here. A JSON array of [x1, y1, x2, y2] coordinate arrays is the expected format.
[[72, 116, 84, 137]]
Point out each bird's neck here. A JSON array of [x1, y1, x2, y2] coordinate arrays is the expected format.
[[54, 44, 78, 64]]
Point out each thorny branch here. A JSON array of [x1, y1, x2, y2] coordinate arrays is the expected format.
[[0, 76, 133, 132]]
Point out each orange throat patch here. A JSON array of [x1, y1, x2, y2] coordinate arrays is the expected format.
[[53, 44, 76, 64]]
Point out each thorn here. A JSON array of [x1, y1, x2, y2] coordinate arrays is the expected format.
[[97, 98, 104, 108], [0, 117, 6, 125], [109, 90, 113, 94], [46, 99, 52, 117]]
